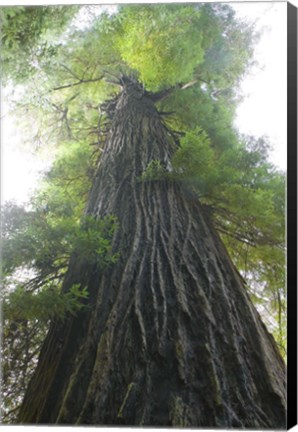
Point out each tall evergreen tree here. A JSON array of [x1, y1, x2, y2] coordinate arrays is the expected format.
[[18, 76, 286, 428], [1, 3, 286, 427]]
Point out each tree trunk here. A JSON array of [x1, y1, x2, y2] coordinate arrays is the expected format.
[[18, 78, 286, 428]]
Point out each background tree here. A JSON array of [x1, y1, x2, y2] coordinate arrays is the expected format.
[[0, 5, 78, 83], [1, 3, 286, 426]]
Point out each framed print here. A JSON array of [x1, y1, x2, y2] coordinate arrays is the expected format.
[[0, 1, 296, 428]]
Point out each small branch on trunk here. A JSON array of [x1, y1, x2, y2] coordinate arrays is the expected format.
[[149, 80, 199, 102], [149, 87, 176, 102], [103, 70, 122, 84], [179, 79, 198, 90], [105, 78, 122, 86]]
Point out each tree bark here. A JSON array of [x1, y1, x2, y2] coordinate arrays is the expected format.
[[18, 78, 286, 428]]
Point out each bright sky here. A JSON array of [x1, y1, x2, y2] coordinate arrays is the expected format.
[[232, 1, 287, 171], [1, 102, 52, 206], [1, 1, 288, 206]]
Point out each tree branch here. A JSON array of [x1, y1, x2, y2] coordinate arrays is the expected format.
[[180, 79, 198, 90], [149, 80, 199, 102], [52, 75, 104, 91], [59, 63, 81, 80], [149, 86, 177, 102], [215, 225, 257, 248]]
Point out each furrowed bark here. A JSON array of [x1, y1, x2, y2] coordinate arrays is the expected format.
[[18, 78, 286, 428]]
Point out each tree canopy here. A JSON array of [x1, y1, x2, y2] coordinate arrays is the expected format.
[[1, 3, 286, 423]]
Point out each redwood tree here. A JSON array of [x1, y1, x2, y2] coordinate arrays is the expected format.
[[1, 3, 286, 427], [17, 77, 286, 428]]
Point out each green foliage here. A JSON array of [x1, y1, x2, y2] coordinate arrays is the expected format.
[[2, 141, 92, 277], [213, 138, 285, 248], [2, 139, 118, 278], [74, 215, 119, 265], [0, 6, 78, 83], [114, 5, 205, 90], [140, 160, 168, 182], [3, 284, 89, 322], [159, 87, 239, 152], [2, 204, 118, 278], [197, 4, 256, 89], [112, 4, 254, 92], [170, 132, 285, 249], [171, 127, 215, 193]]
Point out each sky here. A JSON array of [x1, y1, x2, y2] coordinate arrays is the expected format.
[[1, 1, 288, 205], [232, 1, 287, 170]]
